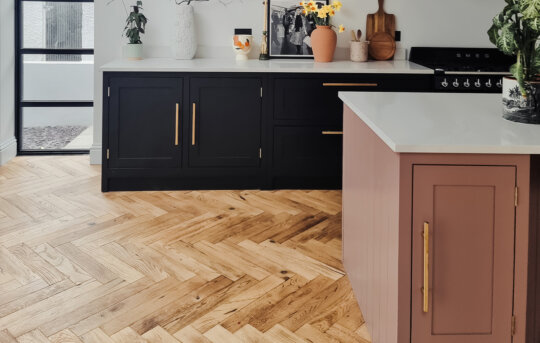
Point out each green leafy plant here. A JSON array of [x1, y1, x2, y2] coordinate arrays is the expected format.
[[124, 1, 147, 44], [488, 0, 540, 95]]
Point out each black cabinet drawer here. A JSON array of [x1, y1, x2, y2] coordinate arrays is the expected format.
[[274, 78, 347, 122], [273, 74, 431, 123], [273, 126, 342, 175], [272, 126, 342, 189]]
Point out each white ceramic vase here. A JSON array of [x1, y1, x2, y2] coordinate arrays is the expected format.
[[173, 4, 197, 60]]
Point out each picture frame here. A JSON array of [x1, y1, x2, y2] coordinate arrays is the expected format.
[[267, 0, 329, 59]]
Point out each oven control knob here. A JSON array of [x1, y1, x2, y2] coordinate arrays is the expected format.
[[496, 79, 502, 88], [475, 79, 482, 88], [463, 79, 471, 88], [485, 79, 493, 88], [441, 78, 449, 88], [452, 78, 460, 88]]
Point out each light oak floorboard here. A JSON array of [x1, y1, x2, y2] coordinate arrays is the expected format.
[[0, 156, 368, 342]]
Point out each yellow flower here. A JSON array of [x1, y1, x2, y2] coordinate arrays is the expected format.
[[300, 1, 305, 6], [307, 1, 315, 7], [317, 10, 327, 18], [328, 9, 336, 16], [332, 0, 342, 10], [338, 24, 345, 33]]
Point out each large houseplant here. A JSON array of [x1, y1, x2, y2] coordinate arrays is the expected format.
[[301, 1, 344, 62], [124, 1, 147, 60], [488, 0, 540, 123]]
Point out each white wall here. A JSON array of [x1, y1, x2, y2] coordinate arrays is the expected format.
[[90, 0, 504, 164], [0, 0, 16, 165]]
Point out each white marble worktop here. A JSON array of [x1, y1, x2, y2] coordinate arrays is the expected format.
[[339, 92, 540, 154], [101, 58, 433, 74]]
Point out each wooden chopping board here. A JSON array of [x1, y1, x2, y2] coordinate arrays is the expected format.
[[366, 0, 396, 40], [368, 32, 396, 60]]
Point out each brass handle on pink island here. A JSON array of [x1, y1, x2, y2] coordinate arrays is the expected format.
[[423, 221, 429, 313]]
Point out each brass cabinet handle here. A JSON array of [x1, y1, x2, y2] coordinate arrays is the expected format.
[[322, 131, 343, 135], [322, 83, 378, 87], [192, 103, 196, 146], [423, 221, 429, 313], [175, 103, 179, 146]]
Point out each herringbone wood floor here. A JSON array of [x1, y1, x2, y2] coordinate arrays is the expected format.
[[0, 156, 370, 343]]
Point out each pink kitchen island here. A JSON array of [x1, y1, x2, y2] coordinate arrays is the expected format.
[[339, 92, 540, 343]]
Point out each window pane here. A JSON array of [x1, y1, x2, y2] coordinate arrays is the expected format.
[[23, 2, 94, 49], [23, 54, 94, 101], [22, 107, 93, 151]]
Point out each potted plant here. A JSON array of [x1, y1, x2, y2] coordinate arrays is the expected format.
[[124, 1, 147, 60], [488, 0, 540, 123], [173, 0, 208, 60], [301, 1, 345, 63]]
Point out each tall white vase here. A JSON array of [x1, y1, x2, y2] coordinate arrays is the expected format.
[[173, 5, 197, 60]]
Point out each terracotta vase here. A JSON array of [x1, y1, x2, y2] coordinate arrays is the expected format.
[[311, 25, 337, 63]]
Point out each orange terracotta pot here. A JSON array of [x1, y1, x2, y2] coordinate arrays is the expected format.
[[311, 25, 337, 63]]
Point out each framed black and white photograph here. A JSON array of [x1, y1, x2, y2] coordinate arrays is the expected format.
[[268, 0, 328, 58]]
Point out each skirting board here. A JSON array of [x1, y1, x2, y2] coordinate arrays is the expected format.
[[0, 136, 17, 165], [89, 144, 102, 165]]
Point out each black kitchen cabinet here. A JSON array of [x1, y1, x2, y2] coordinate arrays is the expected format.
[[189, 77, 262, 168], [102, 72, 432, 191], [106, 77, 182, 169]]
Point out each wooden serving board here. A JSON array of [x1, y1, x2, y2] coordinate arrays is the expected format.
[[368, 32, 396, 61], [366, 0, 396, 40]]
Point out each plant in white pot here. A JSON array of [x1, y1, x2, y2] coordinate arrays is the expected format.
[[124, 1, 148, 60], [173, 0, 208, 60], [488, 0, 540, 123]]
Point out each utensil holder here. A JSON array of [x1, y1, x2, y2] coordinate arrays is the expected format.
[[350, 41, 369, 62]]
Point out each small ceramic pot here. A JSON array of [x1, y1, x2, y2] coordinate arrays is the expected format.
[[233, 34, 253, 61], [311, 25, 337, 63], [350, 41, 369, 62], [502, 76, 540, 124], [124, 44, 143, 60]]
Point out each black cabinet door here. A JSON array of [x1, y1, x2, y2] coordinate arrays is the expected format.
[[273, 126, 342, 188], [189, 77, 262, 168], [108, 77, 182, 169]]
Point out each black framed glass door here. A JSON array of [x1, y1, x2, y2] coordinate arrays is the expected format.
[[15, 0, 94, 154]]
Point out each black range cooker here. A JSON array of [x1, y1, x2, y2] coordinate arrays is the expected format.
[[409, 47, 514, 93]]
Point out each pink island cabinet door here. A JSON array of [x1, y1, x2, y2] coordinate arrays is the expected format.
[[411, 165, 516, 343]]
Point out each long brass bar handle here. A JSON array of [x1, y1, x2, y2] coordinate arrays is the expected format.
[[322, 83, 378, 87], [423, 221, 429, 313], [192, 103, 196, 146], [322, 131, 343, 135], [175, 103, 179, 146]]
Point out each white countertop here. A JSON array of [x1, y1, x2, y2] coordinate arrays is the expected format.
[[339, 92, 540, 154], [101, 58, 433, 74]]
